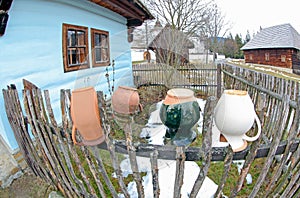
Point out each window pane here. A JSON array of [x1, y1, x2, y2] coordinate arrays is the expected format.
[[94, 33, 100, 46], [78, 48, 87, 64], [68, 30, 76, 46], [77, 31, 85, 46], [101, 34, 107, 47], [101, 48, 108, 61], [95, 48, 101, 62], [68, 48, 77, 65]]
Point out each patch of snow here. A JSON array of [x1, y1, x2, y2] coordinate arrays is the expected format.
[[119, 98, 219, 197], [120, 156, 218, 198], [233, 160, 252, 185]]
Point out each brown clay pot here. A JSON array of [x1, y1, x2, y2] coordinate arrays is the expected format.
[[112, 86, 142, 114]]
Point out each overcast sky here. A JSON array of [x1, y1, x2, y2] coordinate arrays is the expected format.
[[216, 0, 300, 38]]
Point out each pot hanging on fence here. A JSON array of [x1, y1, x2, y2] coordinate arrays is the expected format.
[[71, 87, 105, 146], [214, 89, 261, 152], [111, 86, 142, 115], [159, 88, 200, 146]]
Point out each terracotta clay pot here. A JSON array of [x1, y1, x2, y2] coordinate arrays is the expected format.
[[112, 86, 142, 115]]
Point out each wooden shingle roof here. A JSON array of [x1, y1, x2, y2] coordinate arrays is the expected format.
[[89, 0, 154, 27], [241, 23, 300, 51], [148, 24, 194, 51]]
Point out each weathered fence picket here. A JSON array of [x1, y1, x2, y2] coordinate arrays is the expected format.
[[2, 62, 300, 197], [190, 97, 215, 198], [150, 150, 159, 197]]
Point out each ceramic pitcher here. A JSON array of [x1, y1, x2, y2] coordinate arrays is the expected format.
[[214, 89, 261, 151], [112, 86, 142, 115]]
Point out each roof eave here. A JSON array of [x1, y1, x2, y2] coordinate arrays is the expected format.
[[242, 46, 300, 51], [89, 0, 154, 28]]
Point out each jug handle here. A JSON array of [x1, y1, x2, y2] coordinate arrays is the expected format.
[[242, 113, 261, 142], [72, 126, 84, 146], [138, 103, 143, 112]]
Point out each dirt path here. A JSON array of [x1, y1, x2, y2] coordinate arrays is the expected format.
[[0, 169, 55, 198]]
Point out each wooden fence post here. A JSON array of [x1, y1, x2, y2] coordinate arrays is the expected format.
[[217, 63, 222, 98]]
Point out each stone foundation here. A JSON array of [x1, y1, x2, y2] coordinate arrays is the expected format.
[[0, 136, 27, 188]]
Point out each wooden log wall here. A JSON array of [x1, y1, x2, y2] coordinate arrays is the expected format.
[[2, 61, 300, 197], [243, 49, 295, 69]]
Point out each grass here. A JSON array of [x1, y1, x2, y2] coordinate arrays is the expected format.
[[205, 158, 267, 197], [70, 144, 147, 197]]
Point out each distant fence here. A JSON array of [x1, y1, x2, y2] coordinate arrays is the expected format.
[[132, 63, 219, 97], [222, 62, 299, 106]]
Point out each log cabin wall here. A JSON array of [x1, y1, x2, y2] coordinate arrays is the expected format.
[[292, 51, 300, 74], [243, 48, 297, 69]]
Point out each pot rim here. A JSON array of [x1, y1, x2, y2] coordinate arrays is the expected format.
[[224, 89, 248, 96], [118, 86, 137, 91], [167, 88, 194, 98]]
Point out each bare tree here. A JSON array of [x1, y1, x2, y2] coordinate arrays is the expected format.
[[204, 3, 231, 61], [145, 0, 211, 36], [144, 0, 212, 67]]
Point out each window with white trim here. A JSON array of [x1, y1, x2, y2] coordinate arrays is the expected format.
[[265, 53, 270, 61], [281, 55, 286, 62]]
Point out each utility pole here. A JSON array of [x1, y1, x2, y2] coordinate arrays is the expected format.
[[145, 21, 150, 63], [213, 3, 217, 62]]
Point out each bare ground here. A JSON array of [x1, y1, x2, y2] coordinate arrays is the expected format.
[[0, 169, 55, 198]]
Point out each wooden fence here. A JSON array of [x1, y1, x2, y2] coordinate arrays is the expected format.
[[132, 63, 219, 97], [2, 63, 300, 197], [221, 63, 300, 197]]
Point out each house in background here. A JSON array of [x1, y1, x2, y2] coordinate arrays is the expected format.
[[188, 35, 226, 64], [241, 23, 300, 74], [130, 19, 224, 64], [0, 0, 153, 151], [130, 19, 163, 62], [148, 24, 194, 65]]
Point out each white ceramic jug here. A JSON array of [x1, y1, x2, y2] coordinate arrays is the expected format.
[[214, 90, 261, 151]]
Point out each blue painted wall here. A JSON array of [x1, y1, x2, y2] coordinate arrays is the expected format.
[[0, 0, 134, 151]]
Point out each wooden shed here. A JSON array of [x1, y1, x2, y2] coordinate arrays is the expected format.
[[241, 23, 300, 74], [148, 24, 194, 65]]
